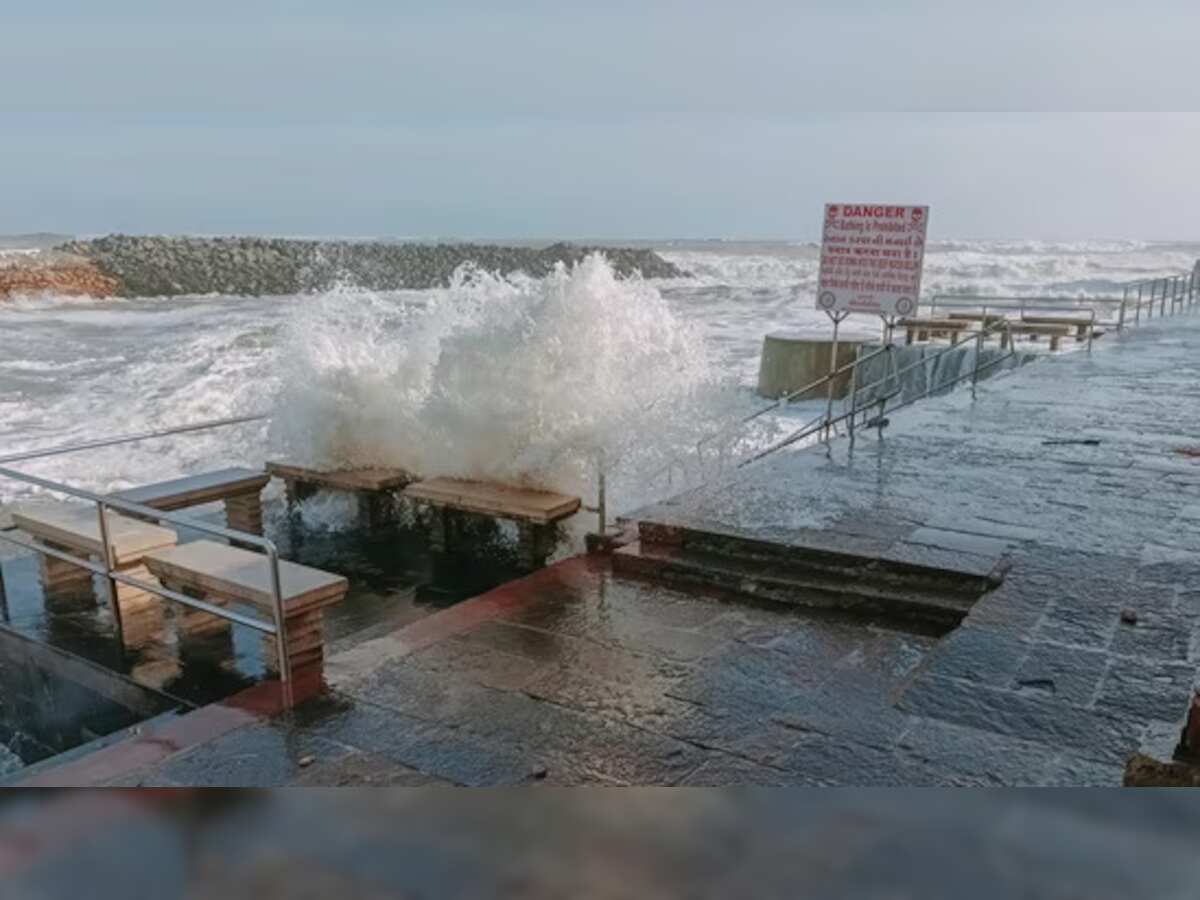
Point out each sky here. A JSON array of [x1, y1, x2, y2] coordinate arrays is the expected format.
[[2, 1, 1198, 240]]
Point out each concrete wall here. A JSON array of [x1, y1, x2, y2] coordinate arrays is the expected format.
[[0, 627, 179, 774], [757, 332, 866, 400]]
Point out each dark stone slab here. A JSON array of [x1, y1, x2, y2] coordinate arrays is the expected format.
[[291, 751, 454, 786], [1010, 641, 1109, 706], [896, 717, 1060, 786], [899, 673, 1145, 764], [155, 722, 353, 787], [920, 626, 1029, 686], [1094, 656, 1196, 723]]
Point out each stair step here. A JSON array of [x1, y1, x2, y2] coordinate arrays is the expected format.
[[613, 540, 980, 630], [637, 521, 1000, 597]]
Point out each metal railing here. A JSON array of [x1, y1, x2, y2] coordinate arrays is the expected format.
[[0, 412, 293, 683]]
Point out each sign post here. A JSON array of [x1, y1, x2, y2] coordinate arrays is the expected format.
[[814, 203, 930, 441]]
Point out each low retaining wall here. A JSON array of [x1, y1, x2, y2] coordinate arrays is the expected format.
[[53, 235, 686, 297], [757, 331, 866, 400]]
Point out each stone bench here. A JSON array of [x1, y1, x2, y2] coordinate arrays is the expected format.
[[11, 504, 177, 645], [113, 467, 270, 535], [999, 323, 1071, 352], [1019, 315, 1093, 341], [897, 318, 973, 345], [403, 477, 581, 570], [143, 539, 347, 682], [265, 461, 415, 528]]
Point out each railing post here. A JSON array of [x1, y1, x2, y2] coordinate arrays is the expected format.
[[823, 313, 845, 443], [1118, 286, 1128, 331], [94, 500, 124, 640], [1135, 283, 1143, 324], [0, 560, 9, 625], [596, 449, 607, 535], [1160, 278, 1167, 316], [970, 309, 986, 401], [267, 544, 291, 688]]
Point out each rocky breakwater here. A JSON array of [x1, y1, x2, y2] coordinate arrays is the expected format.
[[55, 235, 686, 297], [0, 251, 120, 300]]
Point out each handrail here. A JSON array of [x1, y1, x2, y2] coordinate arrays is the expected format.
[[0, 463, 292, 685], [0, 412, 269, 466]]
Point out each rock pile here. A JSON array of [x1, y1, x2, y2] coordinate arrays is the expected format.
[[54, 235, 685, 297]]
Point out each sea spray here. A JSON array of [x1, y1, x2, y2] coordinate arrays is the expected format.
[[269, 254, 761, 518]]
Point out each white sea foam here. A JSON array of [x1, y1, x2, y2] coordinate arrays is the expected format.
[[269, 255, 754, 511]]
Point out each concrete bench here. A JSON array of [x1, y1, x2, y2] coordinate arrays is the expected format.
[[143, 539, 348, 681], [113, 467, 270, 535], [265, 461, 415, 528], [11, 504, 177, 645], [1019, 315, 1093, 342], [1000, 323, 1071, 352], [403, 477, 581, 570], [897, 318, 973, 345], [945, 312, 1009, 328]]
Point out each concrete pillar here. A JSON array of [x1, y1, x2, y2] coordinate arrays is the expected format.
[[224, 493, 264, 536], [262, 608, 326, 681], [37, 542, 96, 604], [111, 562, 167, 648], [756, 331, 865, 401], [517, 522, 555, 571]]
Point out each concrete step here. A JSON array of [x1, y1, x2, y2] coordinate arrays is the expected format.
[[613, 540, 978, 630], [636, 521, 1000, 600]]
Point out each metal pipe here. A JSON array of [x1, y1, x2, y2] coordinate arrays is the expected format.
[[1118, 286, 1127, 330], [1136, 283, 1143, 324], [847, 349, 859, 444], [94, 500, 124, 640], [0, 465, 284, 643], [0, 413, 268, 466], [0, 529, 279, 633], [267, 545, 291, 685], [596, 452, 607, 536], [823, 313, 844, 443], [0, 558, 8, 625], [970, 306, 986, 400]]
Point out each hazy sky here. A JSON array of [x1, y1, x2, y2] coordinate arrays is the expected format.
[[3, 1, 1198, 240]]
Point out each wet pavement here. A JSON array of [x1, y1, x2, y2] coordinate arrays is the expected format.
[[15, 315, 1200, 786]]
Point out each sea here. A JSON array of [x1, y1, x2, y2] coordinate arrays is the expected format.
[[1, 239, 1197, 527]]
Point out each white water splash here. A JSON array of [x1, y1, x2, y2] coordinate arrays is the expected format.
[[269, 254, 754, 507]]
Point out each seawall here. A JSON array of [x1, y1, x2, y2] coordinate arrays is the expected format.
[[50, 235, 686, 297]]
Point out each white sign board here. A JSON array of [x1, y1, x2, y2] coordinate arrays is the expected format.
[[816, 204, 929, 317]]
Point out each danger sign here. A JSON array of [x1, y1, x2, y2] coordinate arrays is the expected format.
[[816, 204, 929, 317]]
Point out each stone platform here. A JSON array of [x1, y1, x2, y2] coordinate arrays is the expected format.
[[16, 315, 1200, 787]]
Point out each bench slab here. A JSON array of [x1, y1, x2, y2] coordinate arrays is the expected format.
[[12, 504, 177, 566], [265, 461, 415, 493], [113, 467, 269, 510], [143, 540, 347, 614], [404, 477, 581, 525]]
